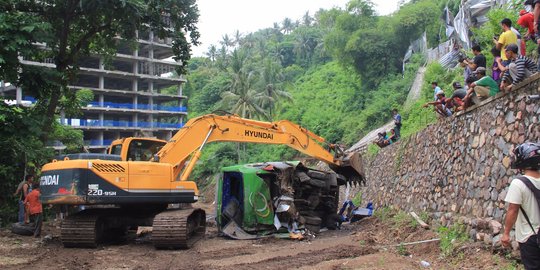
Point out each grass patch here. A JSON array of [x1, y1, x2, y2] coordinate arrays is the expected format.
[[374, 206, 393, 222], [391, 210, 418, 229], [396, 243, 410, 256], [351, 191, 362, 207], [437, 223, 469, 257], [366, 144, 380, 162]]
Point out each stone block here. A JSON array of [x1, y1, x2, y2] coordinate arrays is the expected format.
[[476, 232, 486, 241], [505, 111, 515, 124], [492, 234, 502, 247], [469, 229, 477, 240], [489, 220, 502, 236], [516, 111, 522, 120], [483, 234, 493, 245]]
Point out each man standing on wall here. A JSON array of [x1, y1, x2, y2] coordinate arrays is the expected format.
[[392, 109, 401, 140], [525, 0, 540, 69], [502, 142, 540, 270], [494, 18, 518, 64], [463, 45, 486, 71]]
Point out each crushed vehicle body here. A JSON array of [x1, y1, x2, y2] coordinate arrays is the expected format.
[[217, 161, 349, 239]]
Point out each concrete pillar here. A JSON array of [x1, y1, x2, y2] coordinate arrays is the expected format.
[[99, 76, 104, 89], [133, 96, 138, 110], [99, 94, 104, 107], [99, 57, 105, 70], [149, 61, 154, 76], [16, 87, 22, 104], [133, 113, 138, 128], [132, 79, 138, 92], [98, 132, 103, 145], [60, 110, 66, 125], [99, 112, 104, 127], [178, 83, 183, 96], [148, 81, 153, 93], [132, 63, 137, 75]]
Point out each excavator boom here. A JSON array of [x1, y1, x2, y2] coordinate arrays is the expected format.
[[155, 114, 364, 183]]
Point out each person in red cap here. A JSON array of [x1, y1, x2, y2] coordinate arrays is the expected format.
[[518, 11, 536, 42]]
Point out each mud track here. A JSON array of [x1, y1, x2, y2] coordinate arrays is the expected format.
[[0, 214, 518, 270]]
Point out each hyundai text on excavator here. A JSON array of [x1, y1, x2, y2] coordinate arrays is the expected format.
[[39, 114, 364, 249]]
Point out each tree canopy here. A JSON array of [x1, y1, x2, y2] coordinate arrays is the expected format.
[[0, 0, 200, 224], [184, 0, 449, 181]]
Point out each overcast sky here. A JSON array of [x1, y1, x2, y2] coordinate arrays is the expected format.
[[191, 0, 401, 56]]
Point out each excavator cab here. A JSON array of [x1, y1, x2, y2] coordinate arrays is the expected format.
[[108, 138, 167, 161]]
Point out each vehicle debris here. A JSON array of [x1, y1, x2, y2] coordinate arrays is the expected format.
[[216, 162, 350, 239]]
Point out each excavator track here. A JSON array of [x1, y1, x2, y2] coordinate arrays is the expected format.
[[152, 208, 206, 249], [61, 213, 103, 248]]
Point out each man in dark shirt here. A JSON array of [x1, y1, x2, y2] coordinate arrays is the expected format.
[[463, 45, 486, 71], [448, 82, 467, 112], [451, 82, 467, 99], [392, 109, 401, 140]]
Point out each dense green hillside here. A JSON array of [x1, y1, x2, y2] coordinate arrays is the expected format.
[[185, 0, 457, 180]]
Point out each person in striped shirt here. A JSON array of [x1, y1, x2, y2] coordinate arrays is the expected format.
[[501, 43, 538, 92]]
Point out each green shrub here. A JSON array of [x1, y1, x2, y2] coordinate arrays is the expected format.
[[438, 223, 469, 257], [351, 191, 362, 207]]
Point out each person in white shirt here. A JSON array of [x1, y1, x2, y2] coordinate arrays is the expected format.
[[502, 142, 540, 270]]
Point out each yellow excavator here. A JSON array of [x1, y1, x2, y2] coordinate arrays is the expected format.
[[39, 114, 364, 249]]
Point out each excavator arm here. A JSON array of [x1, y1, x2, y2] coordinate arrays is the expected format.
[[155, 114, 364, 183]]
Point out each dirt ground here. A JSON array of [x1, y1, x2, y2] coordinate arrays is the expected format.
[[0, 204, 519, 270]]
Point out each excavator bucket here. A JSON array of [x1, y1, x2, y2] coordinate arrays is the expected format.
[[330, 151, 365, 186]]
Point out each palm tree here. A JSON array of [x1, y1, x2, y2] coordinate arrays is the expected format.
[[233, 30, 243, 47], [242, 33, 255, 50], [205, 44, 217, 62], [218, 49, 271, 162], [216, 46, 229, 71], [220, 34, 234, 50], [281, 17, 294, 34], [218, 49, 270, 120], [294, 27, 320, 66], [302, 11, 313, 26], [259, 58, 292, 120]]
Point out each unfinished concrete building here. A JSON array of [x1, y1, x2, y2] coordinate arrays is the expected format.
[[1, 29, 186, 152]]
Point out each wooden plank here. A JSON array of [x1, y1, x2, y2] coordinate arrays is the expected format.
[[409, 212, 429, 229]]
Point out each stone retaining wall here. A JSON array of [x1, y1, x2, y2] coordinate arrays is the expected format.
[[362, 74, 540, 226]]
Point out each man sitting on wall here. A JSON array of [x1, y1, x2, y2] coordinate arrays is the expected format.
[[500, 43, 538, 92], [472, 67, 499, 99], [423, 90, 452, 118], [448, 82, 467, 112], [374, 132, 391, 148], [461, 66, 499, 110]]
